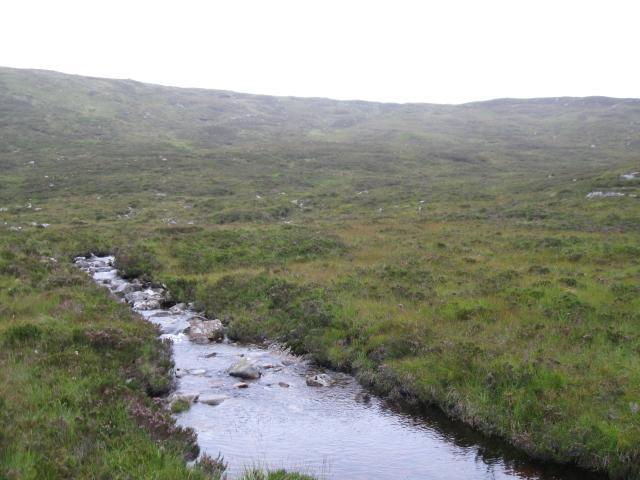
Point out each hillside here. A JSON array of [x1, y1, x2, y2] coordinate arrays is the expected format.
[[2, 67, 640, 231], [1, 67, 640, 479]]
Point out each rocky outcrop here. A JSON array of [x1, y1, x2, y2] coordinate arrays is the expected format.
[[124, 288, 163, 310]]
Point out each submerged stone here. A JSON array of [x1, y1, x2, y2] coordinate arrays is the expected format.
[[306, 373, 333, 387], [198, 394, 229, 406]]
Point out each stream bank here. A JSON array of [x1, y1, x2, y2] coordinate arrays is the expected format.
[[77, 254, 605, 480]]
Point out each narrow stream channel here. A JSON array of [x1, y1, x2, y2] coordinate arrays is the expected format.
[[76, 255, 604, 480]]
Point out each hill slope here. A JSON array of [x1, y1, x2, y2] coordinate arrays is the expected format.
[[2, 66, 640, 231]]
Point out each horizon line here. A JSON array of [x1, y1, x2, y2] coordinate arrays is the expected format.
[[2, 64, 639, 107]]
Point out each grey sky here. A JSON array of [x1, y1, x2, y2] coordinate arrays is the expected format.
[[2, 0, 639, 104]]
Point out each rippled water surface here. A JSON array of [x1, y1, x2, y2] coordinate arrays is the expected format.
[[78, 255, 603, 480]]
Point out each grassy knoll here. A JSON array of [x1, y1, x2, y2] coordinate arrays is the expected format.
[[1, 66, 640, 478]]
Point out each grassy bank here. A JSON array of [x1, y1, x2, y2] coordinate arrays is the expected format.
[[0, 238, 207, 478], [121, 219, 640, 478], [0, 237, 314, 479]]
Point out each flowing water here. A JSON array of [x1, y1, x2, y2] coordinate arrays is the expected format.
[[77, 255, 603, 480]]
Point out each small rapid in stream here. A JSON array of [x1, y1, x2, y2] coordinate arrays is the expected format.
[[76, 255, 603, 480]]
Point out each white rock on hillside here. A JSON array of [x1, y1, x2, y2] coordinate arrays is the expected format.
[[586, 191, 625, 199]]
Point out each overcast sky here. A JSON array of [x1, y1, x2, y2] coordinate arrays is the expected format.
[[1, 0, 639, 104]]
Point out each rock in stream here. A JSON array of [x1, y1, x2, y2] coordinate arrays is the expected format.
[[228, 357, 261, 380], [184, 316, 224, 344]]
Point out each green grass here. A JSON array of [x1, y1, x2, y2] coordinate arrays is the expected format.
[[239, 471, 314, 480], [0, 245, 209, 479], [1, 66, 640, 478], [158, 222, 640, 477]]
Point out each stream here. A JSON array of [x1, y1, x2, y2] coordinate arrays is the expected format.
[[76, 255, 603, 480]]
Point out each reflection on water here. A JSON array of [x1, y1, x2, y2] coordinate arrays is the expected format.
[[78, 255, 604, 480]]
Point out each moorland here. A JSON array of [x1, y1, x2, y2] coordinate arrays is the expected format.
[[1, 66, 640, 478]]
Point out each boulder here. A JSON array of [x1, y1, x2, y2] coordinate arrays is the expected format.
[[169, 303, 186, 314], [305, 373, 333, 387], [198, 394, 229, 406], [137, 288, 164, 310], [278, 382, 290, 388], [125, 289, 160, 305], [228, 358, 261, 380], [185, 317, 224, 344], [234, 382, 249, 389]]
